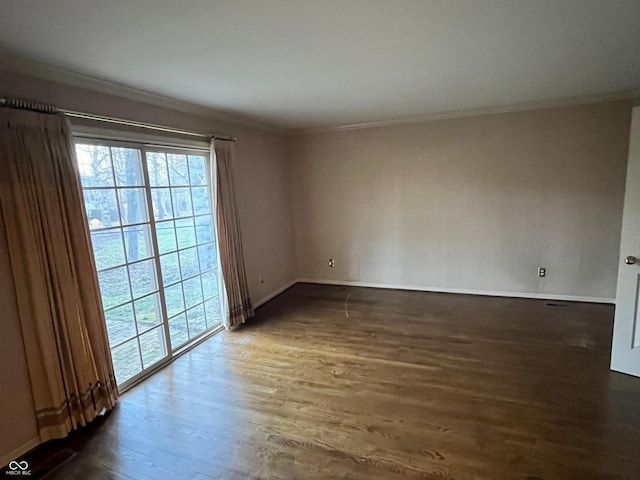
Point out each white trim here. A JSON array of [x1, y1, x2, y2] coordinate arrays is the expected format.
[[72, 125, 210, 151], [0, 436, 40, 469], [254, 280, 298, 308], [287, 93, 636, 136], [295, 278, 615, 304], [0, 51, 281, 134]]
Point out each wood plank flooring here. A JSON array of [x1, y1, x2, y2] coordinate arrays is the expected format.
[[38, 283, 640, 479]]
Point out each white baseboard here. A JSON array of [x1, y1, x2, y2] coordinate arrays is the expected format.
[[295, 278, 615, 304], [253, 280, 298, 308], [1, 436, 40, 469]]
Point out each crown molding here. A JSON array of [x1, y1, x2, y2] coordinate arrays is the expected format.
[[287, 91, 637, 136], [2, 51, 638, 136], [0, 51, 283, 134]]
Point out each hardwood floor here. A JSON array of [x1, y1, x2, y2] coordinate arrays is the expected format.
[[37, 283, 640, 479]]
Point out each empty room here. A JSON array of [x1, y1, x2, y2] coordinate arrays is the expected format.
[[1, 1, 640, 479]]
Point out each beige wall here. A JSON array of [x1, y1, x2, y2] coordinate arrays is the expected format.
[[288, 101, 632, 301], [0, 71, 295, 462]]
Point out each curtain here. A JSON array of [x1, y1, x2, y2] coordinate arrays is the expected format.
[[212, 139, 254, 329], [0, 108, 118, 442]]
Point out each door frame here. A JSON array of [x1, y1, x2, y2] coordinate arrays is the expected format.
[[74, 134, 226, 392]]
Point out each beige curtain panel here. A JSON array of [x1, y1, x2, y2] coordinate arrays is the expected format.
[[213, 139, 254, 329], [0, 108, 118, 442]]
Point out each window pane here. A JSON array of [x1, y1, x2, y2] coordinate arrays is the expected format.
[[205, 297, 222, 327], [134, 293, 162, 333], [139, 326, 166, 368], [91, 229, 126, 271], [119, 188, 148, 225], [129, 260, 157, 299], [105, 303, 136, 346], [192, 187, 210, 215], [187, 304, 206, 338], [79, 141, 219, 388], [111, 338, 142, 384], [76, 144, 113, 187], [151, 188, 174, 221], [175, 217, 196, 249], [84, 189, 120, 229], [98, 266, 131, 309], [201, 270, 218, 300], [113, 147, 144, 186], [195, 215, 213, 244], [167, 154, 189, 186], [160, 252, 180, 286], [156, 220, 177, 254], [168, 313, 188, 349], [183, 277, 203, 309], [179, 247, 199, 279], [198, 243, 216, 272], [165, 283, 185, 318], [172, 188, 193, 218], [188, 155, 207, 185], [147, 152, 169, 187], [123, 225, 153, 262]]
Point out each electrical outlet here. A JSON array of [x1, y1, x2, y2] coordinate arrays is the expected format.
[[328, 258, 335, 268], [538, 267, 546, 278]]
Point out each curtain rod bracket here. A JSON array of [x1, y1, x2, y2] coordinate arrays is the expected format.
[[0, 96, 58, 114], [1, 96, 236, 141]]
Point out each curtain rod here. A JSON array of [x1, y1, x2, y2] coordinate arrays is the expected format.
[[0, 97, 236, 142]]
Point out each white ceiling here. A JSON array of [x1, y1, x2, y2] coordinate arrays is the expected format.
[[1, 0, 640, 130]]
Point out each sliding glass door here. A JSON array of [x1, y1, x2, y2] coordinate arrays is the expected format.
[[76, 139, 222, 389], [146, 150, 221, 349]]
